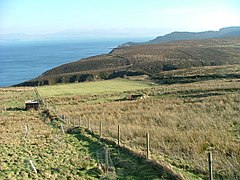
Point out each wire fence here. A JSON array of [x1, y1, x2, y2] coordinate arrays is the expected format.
[[34, 87, 239, 179]]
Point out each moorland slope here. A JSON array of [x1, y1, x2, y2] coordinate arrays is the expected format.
[[17, 38, 240, 86]]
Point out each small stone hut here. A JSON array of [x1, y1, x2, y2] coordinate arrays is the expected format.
[[25, 100, 39, 110]]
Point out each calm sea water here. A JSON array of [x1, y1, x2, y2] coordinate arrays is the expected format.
[[0, 38, 147, 87]]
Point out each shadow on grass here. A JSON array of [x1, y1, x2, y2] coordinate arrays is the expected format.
[[6, 107, 25, 111], [67, 127, 182, 180], [152, 73, 240, 85], [159, 87, 240, 99], [181, 92, 224, 98]]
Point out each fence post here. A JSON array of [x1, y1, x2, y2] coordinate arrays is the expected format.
[[79, 117, 81, 127], [146, 133, 150, 159], [24, 124, 29, 138], [60, 123, 65, 134], [100, 121, 102, 138], [208, 152, 213, 180], [73, 119, 76, 127], [66, 116, 69, 124], [105, 147, 108, 173], [88, 119, 90, 130], [118, 125, 120, 145], [29, 160, 37, 174]]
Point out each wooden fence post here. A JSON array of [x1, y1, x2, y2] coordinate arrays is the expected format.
[[66, 116, 69, 124], [146, 133, 150, 159], [60, 123, 65, 134], [105, 147, 109, 173], [100, 121, 102, 138], [118, 125, 120, 145], [79, 117, 81, 127], [208, 152, 213, 180], [24, 124, 29, 138], [88, 119, 90, 130], [29, 160, 37, 174]]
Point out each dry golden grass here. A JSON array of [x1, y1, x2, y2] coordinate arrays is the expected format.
[[0, 88, 102, 179], [1, 86, 170, 179], [42, 78, 240, 179]]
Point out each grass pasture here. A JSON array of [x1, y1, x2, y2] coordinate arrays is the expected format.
[[1, 65, 240, 179], [0, 83, 169, 179], [0, 88, 101, 179], [38, 67, 240, 179], [38, 78, 155, 97]]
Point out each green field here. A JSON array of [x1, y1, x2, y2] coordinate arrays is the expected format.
[[38, 78, 155, 97]]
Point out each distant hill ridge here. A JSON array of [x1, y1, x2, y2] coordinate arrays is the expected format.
[[120, 26, 240, 47], [16, 37, 240, 86]]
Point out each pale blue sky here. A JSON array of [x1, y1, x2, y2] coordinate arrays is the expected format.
[[0, 0, 240, 37]]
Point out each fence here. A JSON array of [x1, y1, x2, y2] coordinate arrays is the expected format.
[[48, 112, 215, 179], [34, 88, 215, 179]]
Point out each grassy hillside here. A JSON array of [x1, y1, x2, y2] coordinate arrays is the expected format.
[[0, 85, 177, 179], [17, 38, 240, 86], [36, 66, 240, 179], [2, 64, 240, 179]]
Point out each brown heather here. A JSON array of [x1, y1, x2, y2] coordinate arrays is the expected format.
[[18, 38, 240, 86]]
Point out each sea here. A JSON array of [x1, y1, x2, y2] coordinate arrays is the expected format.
[[0, 38, 149, 87]]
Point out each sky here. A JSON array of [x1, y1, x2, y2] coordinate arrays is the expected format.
[[0, 0, 240, 38]]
